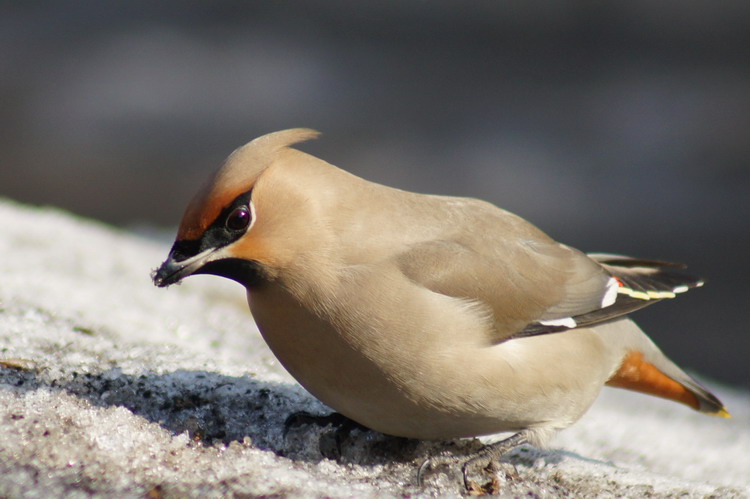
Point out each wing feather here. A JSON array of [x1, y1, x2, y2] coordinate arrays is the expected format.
[[395, 238, 703, 344]]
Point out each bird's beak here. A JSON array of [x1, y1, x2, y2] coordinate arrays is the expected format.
[[152, 247, 217, 287]]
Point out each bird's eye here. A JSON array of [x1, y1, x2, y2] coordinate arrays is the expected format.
[[226, 206, 251, 231]]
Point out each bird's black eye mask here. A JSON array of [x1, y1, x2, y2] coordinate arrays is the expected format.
[[170, 190, 254, 263]]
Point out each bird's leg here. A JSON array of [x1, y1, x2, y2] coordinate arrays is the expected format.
[[284, 411, 364, 434], [417, 432, 527, 491], [284, 411, 369, 459], [461, 432, 527, 491], [417, 449, 462, 487]]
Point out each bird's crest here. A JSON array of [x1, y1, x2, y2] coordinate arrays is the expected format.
[[177, 128, 320, 241]]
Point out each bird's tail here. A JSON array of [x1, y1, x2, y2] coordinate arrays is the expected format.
[[601, 319, 730, 418]]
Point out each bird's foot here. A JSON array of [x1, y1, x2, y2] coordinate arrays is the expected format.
[[284, 411, 365, 434], [283, 411, 369, 460], [417, 432, 527, 493]]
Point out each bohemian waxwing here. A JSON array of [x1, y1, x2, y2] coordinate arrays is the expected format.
[[153, 129, 729, 488]]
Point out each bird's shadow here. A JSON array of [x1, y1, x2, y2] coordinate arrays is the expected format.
[[0, 364, 423, 466], [0, 363, 587, 472]]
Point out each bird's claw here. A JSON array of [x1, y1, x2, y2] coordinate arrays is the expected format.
[[283, 411, 369, 460], [416, 433, 527, 491], [416, 457, 433, 487], [283, 411, 360, 436]]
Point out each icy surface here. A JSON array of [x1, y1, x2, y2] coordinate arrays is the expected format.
[[1, 198, 748, 498]]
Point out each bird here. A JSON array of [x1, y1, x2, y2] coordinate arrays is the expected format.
[[153, 129, 729, 489]]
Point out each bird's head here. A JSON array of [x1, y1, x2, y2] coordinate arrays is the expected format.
[[152, 128, 322, 289]]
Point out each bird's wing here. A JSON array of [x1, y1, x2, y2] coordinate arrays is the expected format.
[[395, 237, 702, 344]]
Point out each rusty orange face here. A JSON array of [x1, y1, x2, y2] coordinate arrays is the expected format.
[[152, 128, 320, 288]]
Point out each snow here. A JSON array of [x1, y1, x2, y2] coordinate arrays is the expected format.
[[1, 197, 748, 497]]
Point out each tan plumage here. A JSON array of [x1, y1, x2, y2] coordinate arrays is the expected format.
[[154, 129, 728, 462]]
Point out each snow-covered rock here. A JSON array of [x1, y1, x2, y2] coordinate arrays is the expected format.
[[1, 198, 748, 497]]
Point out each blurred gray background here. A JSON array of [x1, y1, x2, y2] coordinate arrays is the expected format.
[[2, 2, 748, 388]]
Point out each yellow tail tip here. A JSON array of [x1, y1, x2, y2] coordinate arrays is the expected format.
[[712, 407, 732, 418]]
